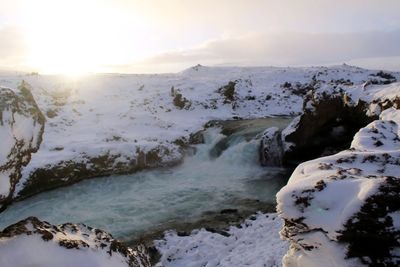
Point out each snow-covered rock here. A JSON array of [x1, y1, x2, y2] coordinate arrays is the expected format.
[[281, 82, 373, 165], [0, 216, 151, 267], [276, 108, 400, 266], [0, 82, 45, 210], [0, 65, 398, 205], [261, 78, 400, 167], [0, 66, 399, 266], [155, 213, 288, 267], [260, 127, 284, 166]]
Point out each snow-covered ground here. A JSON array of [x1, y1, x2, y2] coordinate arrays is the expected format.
[[152, 83, 400, 267], [155, 213, 287, 267], [1, 65, 399, 267], [0, 217, 150, 267], [1, 64, 397, 198]]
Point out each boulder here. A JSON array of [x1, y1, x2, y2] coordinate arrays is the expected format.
[[259, 127, 284, 166], [0, 217, 151, 267], [282, 84, 373, 166], [218, 81, 237, 103], [276, 108, 400, 267], [260, 82, 400, 168], [170, 87, 192, 110], [0, 83, 45, 211]]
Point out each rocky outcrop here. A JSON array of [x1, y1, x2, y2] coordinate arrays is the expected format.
[[0, 83, 45, 211], [171, 87, 192, 110], [0, 217, 151, 267], [276, 108, 400, 266], [218, 81, 237, 103], [18, 145, 183, 200], [260, 81, 400, 168], [282, 85, 373, 165], [367, 70, 397, 85], [259, 127, 284, 166]]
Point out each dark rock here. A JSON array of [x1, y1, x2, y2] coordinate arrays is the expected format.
[[204, 227, 230, 237], [17, 145, 183, 200], [281, 80, 316, 96], [46, 109, 57, 118], [260, 127, 284, 166], [277, 111, 400, 266], [218, 81, 236, 103], [189, 130, 205, 144], [368, 71, 397, 85], [173, 93, 191, 110], [220, 209, 238, 214], [338, 176, 400, 266], [282, 88, 374, 166], [0, 82, 45, 211]]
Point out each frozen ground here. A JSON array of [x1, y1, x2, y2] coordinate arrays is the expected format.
[[155, 213, 287, 267], [0, 217, 149, 267], [0, 65, 399, 267], [1, 64, 396, 197]]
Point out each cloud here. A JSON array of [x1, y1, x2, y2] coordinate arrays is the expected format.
[[0, 26, 28, 70], [135, 30, 400, 72]]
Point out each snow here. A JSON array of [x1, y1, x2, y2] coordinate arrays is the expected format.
[[381, 107, 400, 124], [0, 96, 18, 167], [0, 87, 44, 200], [11, 113, 36, 142], [281, 115, 301, 151], [282, 231, 361, 267], [0, 235, 130, 267], [5, 68, 307, 195], [0, 65, 399, 266], [0, 217, 149, 267], [0, 171, 11, 197], [277, 106, 400, 266], [1, 65, 395, 197], [155, 213, 288, 267], [0, 114, 14, 166]]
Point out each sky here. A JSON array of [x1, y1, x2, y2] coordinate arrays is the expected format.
[[0, 0, 400, 74]]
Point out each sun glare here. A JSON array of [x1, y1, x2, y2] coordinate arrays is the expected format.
[[20, 0, 147, 75]]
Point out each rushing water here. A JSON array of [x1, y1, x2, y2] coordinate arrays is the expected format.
[[0, 118, 291, 240]]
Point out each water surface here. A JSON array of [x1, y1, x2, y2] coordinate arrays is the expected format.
[[0, 118, 291, 239]]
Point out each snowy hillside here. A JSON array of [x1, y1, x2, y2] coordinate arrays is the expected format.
[[1, 64, 398, 202], [0, 65, 399, 267]]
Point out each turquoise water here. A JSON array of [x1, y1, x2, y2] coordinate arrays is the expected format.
[[0, 119, 290, 239]]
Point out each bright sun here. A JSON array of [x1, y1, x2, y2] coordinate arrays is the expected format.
[[20, 0, 147, 75]]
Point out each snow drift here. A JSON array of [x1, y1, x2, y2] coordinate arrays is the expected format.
[[0, 216, 151, 267]]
